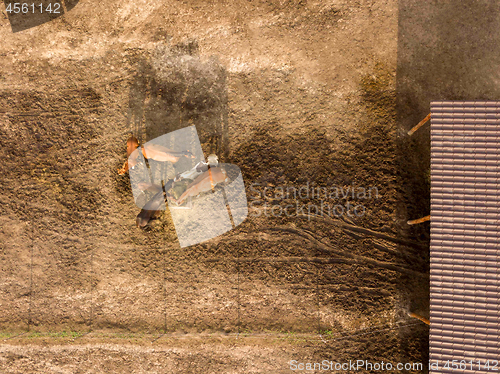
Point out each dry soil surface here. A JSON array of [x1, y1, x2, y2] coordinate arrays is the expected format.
[[0, 0, 429, 372]]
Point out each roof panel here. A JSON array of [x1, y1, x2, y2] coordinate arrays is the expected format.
[[430, 101, 500, 370]]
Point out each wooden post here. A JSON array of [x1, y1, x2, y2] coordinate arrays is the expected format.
[[408, 113, 431, 136], [408, 311, 430, 325], [407, 215, 431, 225]]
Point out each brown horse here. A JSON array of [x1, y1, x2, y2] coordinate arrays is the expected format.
[[118, 135, 194, 175], [176, 167, 228, 205]]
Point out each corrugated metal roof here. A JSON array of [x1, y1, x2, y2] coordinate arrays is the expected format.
[[430, 102, 500, 373]]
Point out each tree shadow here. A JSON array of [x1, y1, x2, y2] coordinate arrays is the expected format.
[[126, 40, 229, 160]]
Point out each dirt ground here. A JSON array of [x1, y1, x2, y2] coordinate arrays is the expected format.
[[0, 0, 430, 372]]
